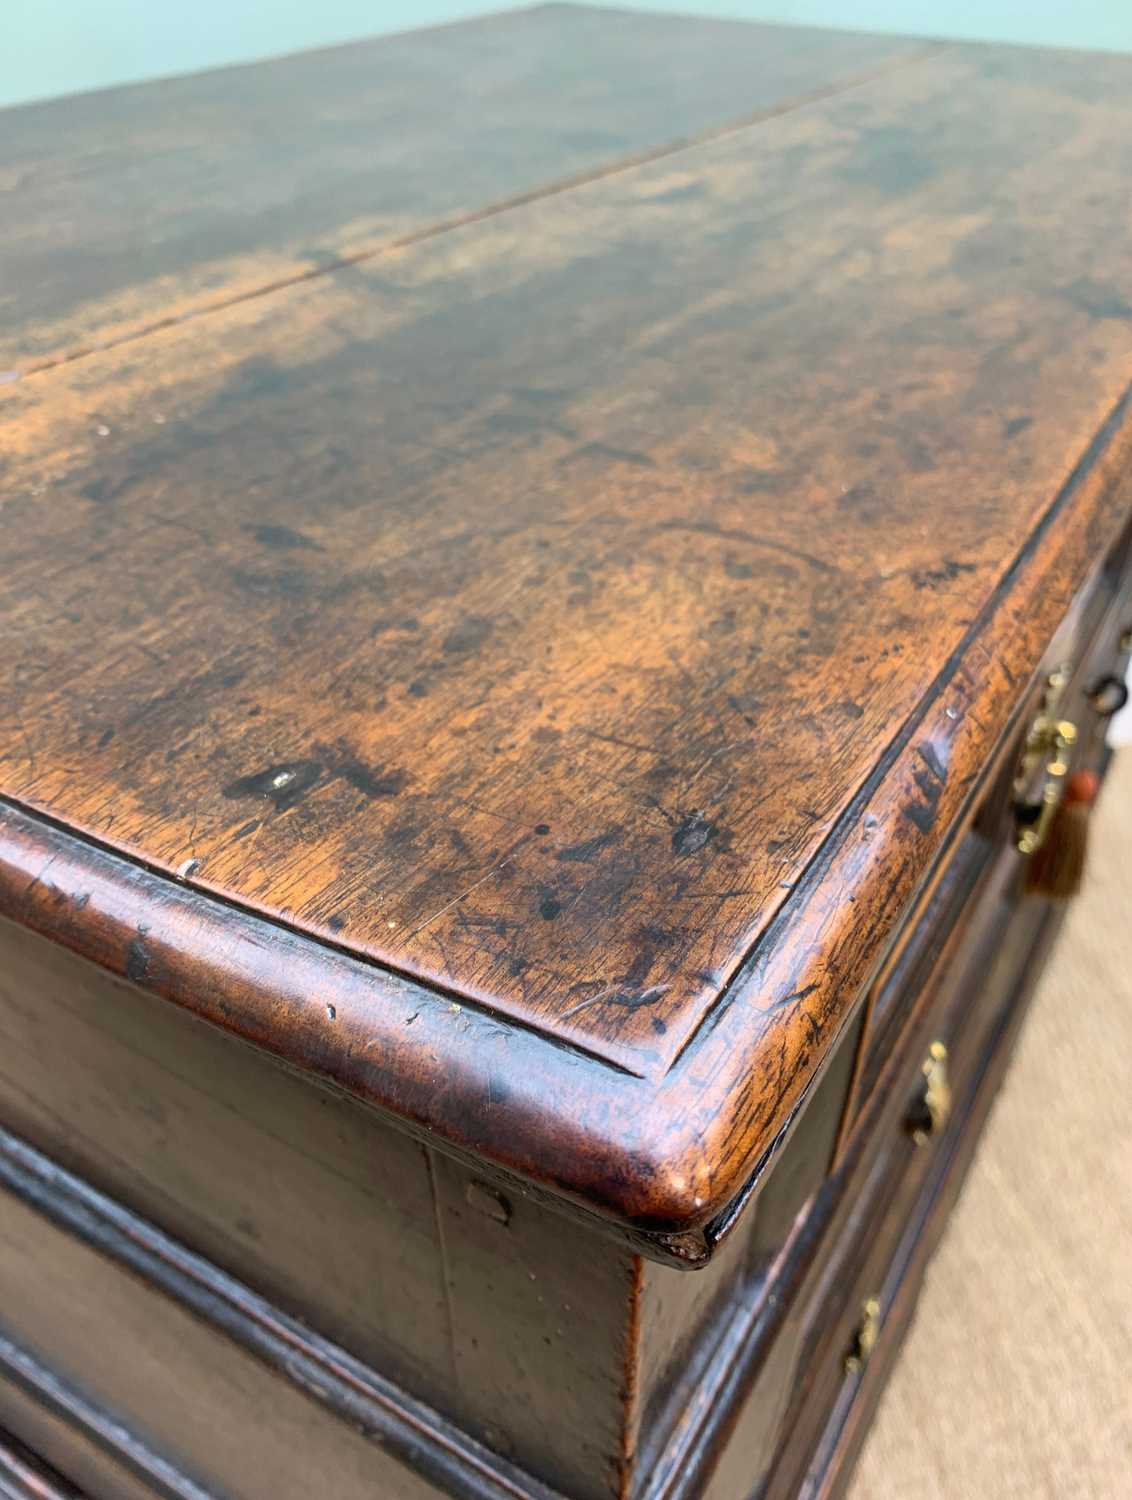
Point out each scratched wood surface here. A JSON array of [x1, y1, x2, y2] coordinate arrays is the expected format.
[[3, 31, 1132, 1227], [0, 5, 926, 374]]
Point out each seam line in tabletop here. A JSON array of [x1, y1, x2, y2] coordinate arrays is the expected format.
[[659, 371, 1132, 1075], [6, 40, 950, 384], [0, 793, 646, 1080]]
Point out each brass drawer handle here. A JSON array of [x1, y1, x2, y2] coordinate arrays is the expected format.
[[845, 1297, 882, 1373], [1015, 716, 1077, 855], [908, 1041, 951, 1146]]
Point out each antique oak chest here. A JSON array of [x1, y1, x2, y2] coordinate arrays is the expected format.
[[1, 7, 1131, 1498]]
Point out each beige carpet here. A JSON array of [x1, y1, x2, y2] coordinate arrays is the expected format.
[[849, 750, 1132, 1500]]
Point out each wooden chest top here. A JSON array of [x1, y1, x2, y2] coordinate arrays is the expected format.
[[2, 6, 1131, 1238]]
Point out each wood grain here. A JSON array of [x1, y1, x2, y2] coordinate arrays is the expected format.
[[0, 5, 927, 373], [2, 39, 1132, 1232]]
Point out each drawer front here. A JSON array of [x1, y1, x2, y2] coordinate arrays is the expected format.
[[845, 519, 1132, 1143], [845, 827, 992, 1134], [756, 891, 1066, 1500], [795, 897, 1063, 1500], [690, 854, 1043, 1499]]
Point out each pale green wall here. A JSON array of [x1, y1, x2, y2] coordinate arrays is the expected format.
[[4, 1, 1132, 110], [2, 3, 497, 108], [617, 2, 1132, 52]]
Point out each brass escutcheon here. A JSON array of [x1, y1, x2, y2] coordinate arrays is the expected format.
[[845, 1297, 882, 1374], [909, 1041, 951, 1145]]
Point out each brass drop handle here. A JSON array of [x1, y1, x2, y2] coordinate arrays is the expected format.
[[845, 1297, 882, 1373], [908, 1041, 951, 1146], [1015, 717, 1077, 855]]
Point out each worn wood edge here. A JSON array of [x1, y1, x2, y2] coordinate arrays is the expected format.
[[678, 378, 1132, 1066], [762, 658, 1044, 1218], [0, 1429, 86, 1500], [0, 1128, 566, 1500], [0, 798, 683, 1251], [0, 798, 711, 1268], [655, 379, 1132, 1216], [3, 37, 944, 382], [0, 376, 1129, 1241]]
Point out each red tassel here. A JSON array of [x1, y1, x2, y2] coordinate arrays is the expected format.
[[1024, 769, 1099, 899]]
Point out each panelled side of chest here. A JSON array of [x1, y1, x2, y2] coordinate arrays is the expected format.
[[0, 890, 873, 1500], [0, 912, 643, 1499]]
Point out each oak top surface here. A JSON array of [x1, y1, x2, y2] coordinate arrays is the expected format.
[[0, 4, 921, 373], [3, 10, 1132, 1224]]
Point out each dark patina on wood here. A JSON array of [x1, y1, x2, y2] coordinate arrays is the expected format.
[[3, 25, 1132, 1244], [0, 5, 928, 374], [3, 12, 1132, 1500]]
